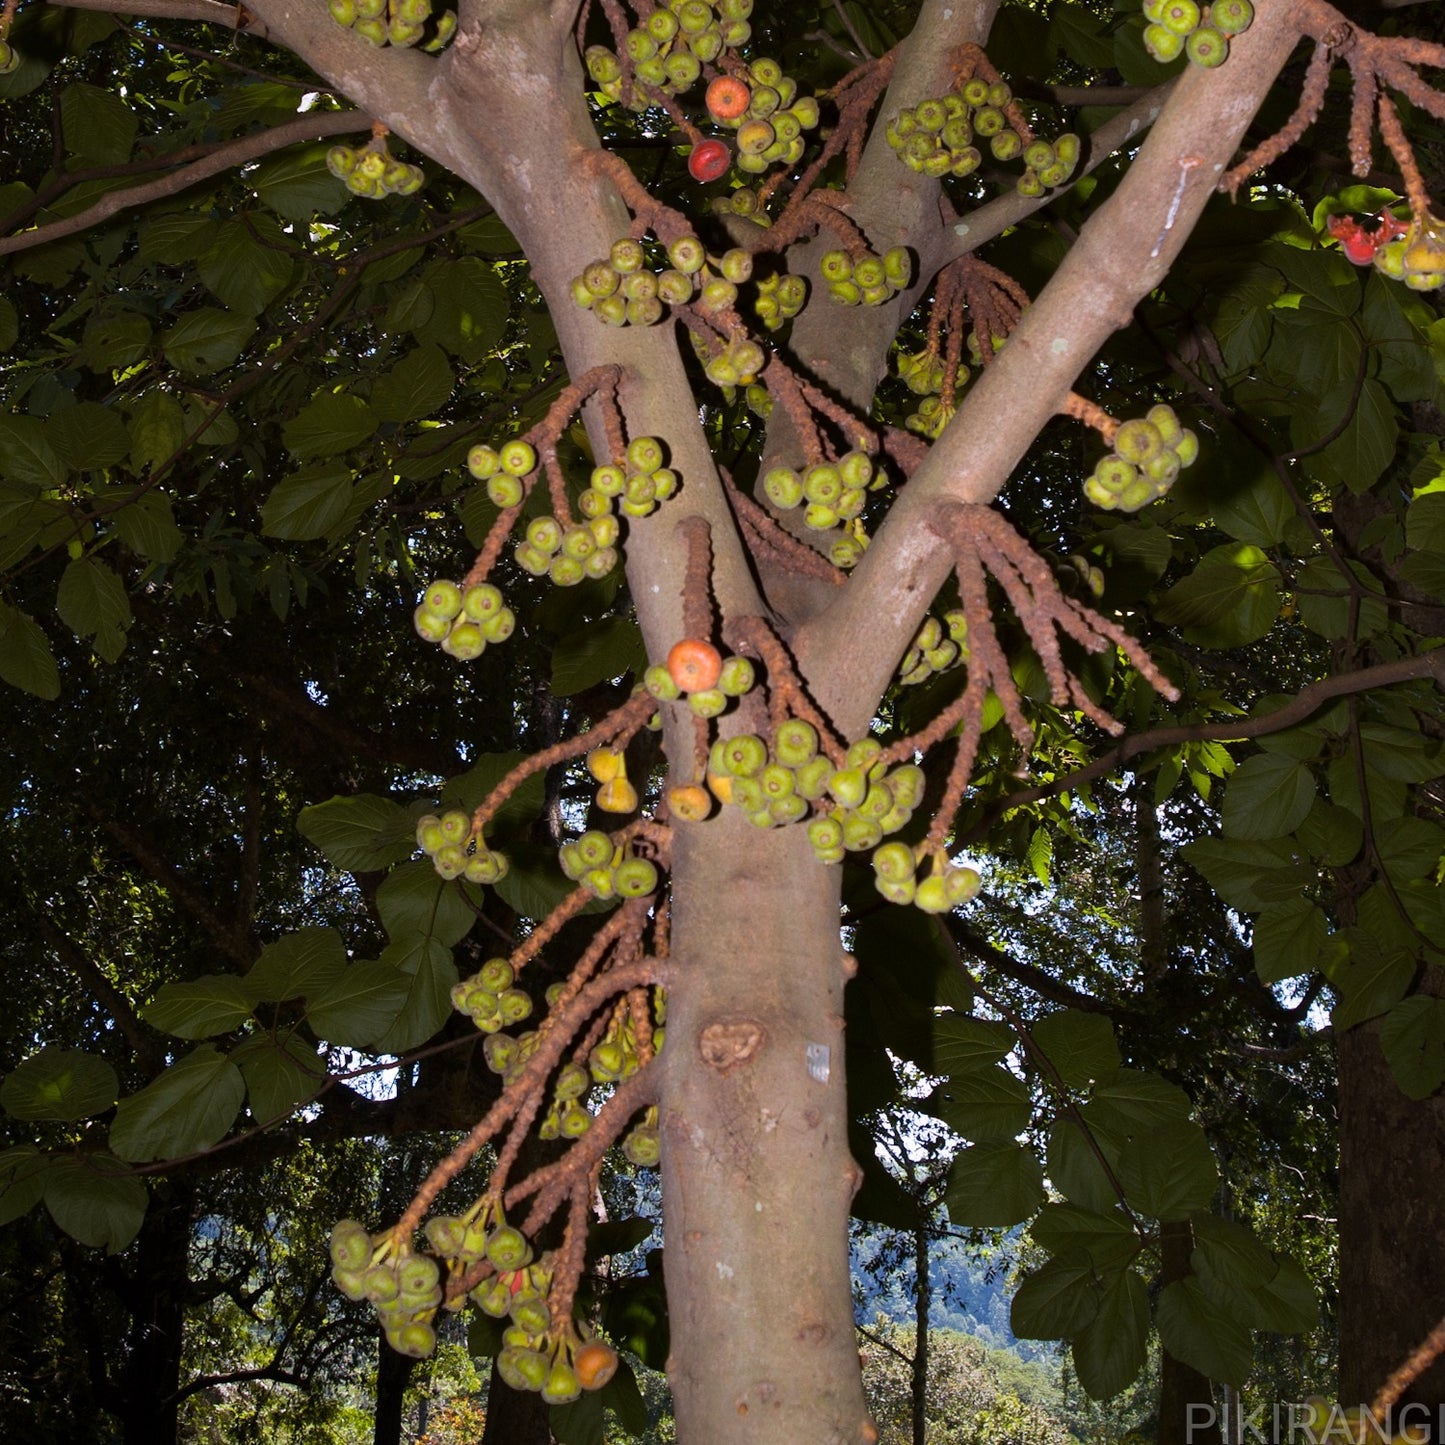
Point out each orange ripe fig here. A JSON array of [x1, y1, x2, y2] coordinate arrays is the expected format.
[[688, 137, 731, 183], [668, 783, 712, 821], [574, 1340, 619, 1391], [666, 638, 723, 692], [706, 74, 751, 123]]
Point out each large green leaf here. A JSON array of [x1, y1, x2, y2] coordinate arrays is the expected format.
[[550, 615, 648, 696], [57, 557, 131, 650], [414, 257, 507, 359], [297, 793, 416, 871], [1379, 996, 1445, 1101], [0, 1146, 53, 1226], [1077, 1070, 1193, 1146], [127, 390, 187, 474], [232, 1034, 326, 1123], [162, 308, 256, 374], [0, 603, 60, 699], [1114, 1120, 1218, 1220], [108, 1046, 246, 1162], [370, 344, 454, 423], [1, 1048, 118, 1121], [60, 82, 137, 165], [929, 1066, 1031, 1142], [49, 401, 131, 472], [1045, 1120, 1118, 1212], [369, 935, 459, 1054], [1221, 752, 1317, 841], [1011, 1253, 1101, 1339], [1030, 1203, 1141, 1273], [244, 926, 348, 1004], [142, 976, 255, 1039], [43, 1153, 148, 1252], [1154, 543, 1280, 648], [931, 1014, 1013, 1075], [305, 960, 413, 1049], [1071, 1269, 1149, 1399], [1030, 1009, 1120, 1089], [0, 415, 66, 487], [260, 463, 356, 541], [1252, 899, 1331, 984], [283, 392, 379, 462], [112, 492, 184, 562], [248, 142, 350, 220], [1157, 1277, 1253, 1387], [196, 213, 296, 315], [1183, 836, 1309, 912], [944, 1141, 1044, 1226], [375, 860, 479, 947]]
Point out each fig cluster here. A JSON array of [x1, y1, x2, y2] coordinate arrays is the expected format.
[[415, 808, 511, 885], [700, 60, 822, 176], [329, 1222, 443, 1359], [898, 610, 968, 686], [412, 578, 517, 660], [751, 269, 808, 332], [558, 829, 661, 902], [450, 955, 533, 1034], [1142, 0, 1252, 67], [325, 0, 455, 50], [1083, 403, 1198, 513], [887, 83, 1080, 197], [326, 140, 424, 199], [644, 637, 757, 719], [820, 246, 912, 307], [872, 841, 982, 912], [571, 235, 761, 334], [584, 0, 756, 109], [1377, 216, 1445, 293], [761, 450, 879, 566]]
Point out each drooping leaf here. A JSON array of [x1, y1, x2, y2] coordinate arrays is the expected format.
[[1030, 1009, 1120, 1089], [142, 975, 256, 1039], [1045, 1120, 1118, 1212], [1157, 1277, 1253, 1387], [1221, 752, 1317, 841], [1071, 1268, 1149, 1399], [1253, 899, 1331, 984], [1, 1048, 119, 1121], [1030, 1202, 1141, 1274], [260, 463, 357, 541], [1379, 995, 1445, 1101], [369, 936, 460, 1055], [928, 1066, 1031, 1142], [370, 344, 455, 423], [375, 859, 480, 947], [550, 615, 648, 696], [305, 960, 413, 1049], [1154, 543, 1280, 648], [944, 1141, 1044, 1226], [232, 1034, 326, 1123], [0, 603, 60, 699], [108, 1046, 246, 1163], [1011, 1253, 1101, 1339], [297, 793, 416, 871], [161, 307, 256, 374], [1114, 1120, 1219, 1220], [282, 392, 379, 462], [244, 926, 348, 1004], [931, 1014, 1013, 1075], [43, 1153, 148, 1252]]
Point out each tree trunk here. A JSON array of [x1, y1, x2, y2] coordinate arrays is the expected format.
[[373, 1333, 417, 1445], [912, 1215, 929, 1445], [660, 814, 873, 1444], [1157, 1220, 1221, 1445], [481, 1358, 554, 1445], [1338, 1006, 1445, 1432], [111, 1183, 192, 1445]]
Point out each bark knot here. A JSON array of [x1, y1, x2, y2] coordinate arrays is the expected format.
[[699, 1019, 764, 1073]]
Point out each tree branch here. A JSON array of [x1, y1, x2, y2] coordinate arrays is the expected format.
[[0, 111, 365, 256], [44, 0, 260, 27], [799, 1, 1304, 739], [955, 649, 1445, 847]]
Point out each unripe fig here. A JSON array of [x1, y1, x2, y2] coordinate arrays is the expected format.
[[794, 754, 834, 799], [414, 606, 451, 643], [331, 1219, 372, 1270], [718, 655, 755, 695], [500, 439, 537, 475], [1185, 24, 1227, 65], [388, 1320, 437, 1358], [486, 471, 525, 507], [487, 1225, 533, 1271], [774, 718, 818, 766], [763, 466, 804, 509]]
